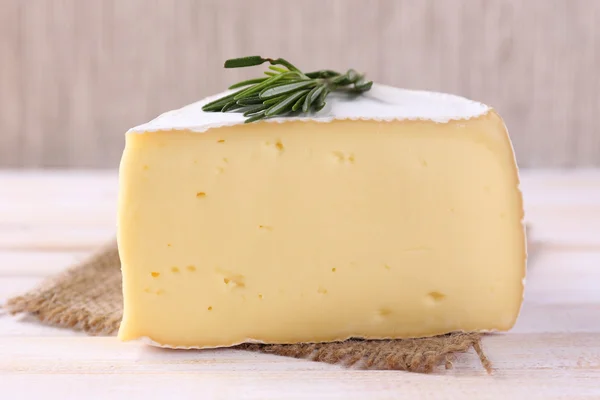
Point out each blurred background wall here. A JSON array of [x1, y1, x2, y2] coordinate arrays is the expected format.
[[0, 0, 598, 169]]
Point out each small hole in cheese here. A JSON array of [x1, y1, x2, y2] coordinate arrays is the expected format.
[[331, 267, 336, 272], [275, 140, 284, 151], [332, 151, 345, 161], [186, 265, 196, 272], [167, 243, 172, 247], [217, 139, 225, 143], [156, 289, 165, 295], [427, 291, 446, 302], [196, 192, 206, 198], [384, 264, 391, 270], [258, 294, 263, 300], [171, 267, 180, 273], [378, 308, 392, 316], [208, 306, 213, 311], [224, 278, 230, 284], [151, 272, 160, 278], [143, 165, 149, 170]]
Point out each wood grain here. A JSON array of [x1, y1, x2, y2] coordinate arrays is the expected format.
[[0, 169, 599, 398], [0, 170, 600, 400], [0, 335, 599, 399], [1, 0, 599, 169]]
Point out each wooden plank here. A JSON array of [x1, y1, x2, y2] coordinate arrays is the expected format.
[[0, 169, 118, 200], [2, 373, 598, 400], [1, 169, 600, 246], [0, 0, 23, 167], [0, 243, 597, 292], [0, 170, 598, 396], [0, 276, 43, 299], [2, 169, 599, 196], [1, 244, 598, 298], [1, 249, 599, 337], [524, 215, 600, 249], [512, 303, 600, 334], [0, 225, 112, 252], [524, 250, 600, 304], [1, 169, 599, 207], [0, 251, 88, 276], [3, 1, 600, 168], [0, 315, 84, 337], [0, 204, 117, 227], [1, 301, 596, 338], [0, 334, 598, 399]]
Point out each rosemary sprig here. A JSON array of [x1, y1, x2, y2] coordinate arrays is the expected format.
[[202, 56, 373, 123]]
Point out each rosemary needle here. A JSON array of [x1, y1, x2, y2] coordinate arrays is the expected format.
[[202, 56, 373, 123]]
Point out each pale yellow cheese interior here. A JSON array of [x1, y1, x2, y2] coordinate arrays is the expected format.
[[117, 112, 525, 348]]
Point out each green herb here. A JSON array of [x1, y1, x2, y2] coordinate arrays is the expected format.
[[202, 56, 373, 123]]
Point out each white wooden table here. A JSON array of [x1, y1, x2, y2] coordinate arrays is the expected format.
[[1, 169, 599, 399]]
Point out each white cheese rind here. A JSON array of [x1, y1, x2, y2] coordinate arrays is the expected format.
[[138, 330, 496, 350], [127, 84, 490, 134]]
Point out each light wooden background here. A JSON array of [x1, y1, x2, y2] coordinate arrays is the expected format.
[[2, 170, 600, 397], [1, 0, 599, 169]]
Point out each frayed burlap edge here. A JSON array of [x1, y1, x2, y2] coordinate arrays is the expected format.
[[242, 333, 491, 373], [4, 239, 493, 373], [4, 240, 123, 335]]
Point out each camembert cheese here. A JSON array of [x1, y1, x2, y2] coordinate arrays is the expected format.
[[117, 84, 526, 348]]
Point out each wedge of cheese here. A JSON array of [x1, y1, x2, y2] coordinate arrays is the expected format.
[[117, 84, 526, 348]]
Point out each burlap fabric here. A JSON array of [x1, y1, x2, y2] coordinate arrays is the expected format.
[[5, 239, 499, 373]]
